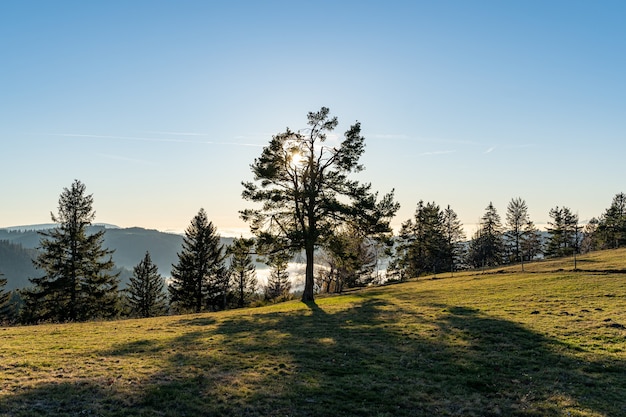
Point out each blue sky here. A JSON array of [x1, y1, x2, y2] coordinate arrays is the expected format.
[[1, 1, 625, 236]]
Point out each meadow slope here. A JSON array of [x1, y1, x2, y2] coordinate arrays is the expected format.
[[1, 250, 625, 416]]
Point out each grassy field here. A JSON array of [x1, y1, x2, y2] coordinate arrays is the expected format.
[[1, 250, 625, 416]]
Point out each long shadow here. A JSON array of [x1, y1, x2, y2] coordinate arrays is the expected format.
[[0, 298, 624, 416]]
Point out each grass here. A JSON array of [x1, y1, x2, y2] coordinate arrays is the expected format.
[[1, 250, 625, 416]]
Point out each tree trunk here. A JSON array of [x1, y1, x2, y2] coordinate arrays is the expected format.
[[302, 242, 315, 302]]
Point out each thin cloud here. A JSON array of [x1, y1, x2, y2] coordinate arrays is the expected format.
[[418, 150, 457, 156], [96, 153, 154, 165], [53, 133, 264, 147], [484, 147, 496, 154]]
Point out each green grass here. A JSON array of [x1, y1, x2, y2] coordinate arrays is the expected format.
[[1, 250, 626, 416]]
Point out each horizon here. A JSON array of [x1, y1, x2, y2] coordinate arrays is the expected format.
[[2, 1, 625, 236]]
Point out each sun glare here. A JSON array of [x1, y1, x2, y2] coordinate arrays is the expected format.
[[289, 149, 306, 168]]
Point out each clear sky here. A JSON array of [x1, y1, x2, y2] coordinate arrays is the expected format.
[[1, 1, 625, 236]]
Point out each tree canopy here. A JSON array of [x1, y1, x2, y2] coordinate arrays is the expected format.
[[21, 180, 119, 322], [241, 107, 399, 301], [169, 209, 227, 313]]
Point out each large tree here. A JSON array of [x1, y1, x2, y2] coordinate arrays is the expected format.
[[467, 202, 504, 269], [227, 237, 258, 308], [21, 180, 119, 322], [126, 251, 168, 318], [596, 192, 626, 249], [241, 107, 399, 301], [505, 197, 530, 270], [169, 209, 227, 313], [545, 206, 579, 258], [442, 205, 466, 276], [395, 201, 446, 278]]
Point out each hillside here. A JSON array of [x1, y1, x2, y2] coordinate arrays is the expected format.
[[1, 249, 625, 416], [0, 226, 238, 289]]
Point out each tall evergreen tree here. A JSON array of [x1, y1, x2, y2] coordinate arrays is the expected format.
[[505, 197, 530, 270], [227, 237, 258, 308], [21, 180, 119, 322], [264, 252, 292, 302], [466, 202, 504, 269], [241, 107, 399, 302], [126, 251, 167, 318], [545, 206, 578, 258], [169, 209, 226, 313], [581, 217, 600, 253], [596, 192, 626, 249], [521, 220, 543, 261], [395, 201, 446, 278], [442, 205, 466, 276]]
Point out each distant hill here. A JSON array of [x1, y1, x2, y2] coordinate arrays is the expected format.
[[0, 241, 40, 290], [0, 226, 240, 290]]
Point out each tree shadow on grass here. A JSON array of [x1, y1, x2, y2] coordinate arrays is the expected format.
[[1, 298, 624, 416]]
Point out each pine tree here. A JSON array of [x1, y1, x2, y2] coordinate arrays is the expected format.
[[0, 272, 10, 318], [505, 197, 530, 270], [521, 220, 543, 261], [466, 202, 504, 269], [545, 206, 578, 258], [241, 107, 399, 302], [395, 201, 452, 278], [264, 252, 292, 302], [169, 209, 226, 313], [21, 180, 119, 322], [442, 205, 466, 276], [227, 237, 258, 308], [126, 252, 167, 317], [597, 193, 626, 249]]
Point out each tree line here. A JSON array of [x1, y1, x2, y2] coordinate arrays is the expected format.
[[2, 108, 625, 324]]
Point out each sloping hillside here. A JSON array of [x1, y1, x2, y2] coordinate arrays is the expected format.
[[1, 249, 625, 416]]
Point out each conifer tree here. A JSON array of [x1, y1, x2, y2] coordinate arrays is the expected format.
[[545, 206, 578, 258], [169, 209, 226, 313], [21, 180, 119, 322], [442, 205, 466, 276], [466, 202, 504, 269], [126, 251, 167, 317], [264, 252, 292, 302], [0, 272, 10, 318], [227, 237, 258, 308], [596, 193, 626, 249], [505, 197, 530, 270]]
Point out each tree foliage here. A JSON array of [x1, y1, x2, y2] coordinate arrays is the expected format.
[[125, 251, 167, 318], [595, 192, 626, 249], [392, 202, 465, 278], [0, 272, 10, 319], [227, 237, 258, 308], [241, 107, 399, 301], [545, 206, 579, 258], [505, 197, 530, 270], [466, 202, 504, 268], [21, 180, 119, 323], [264, 252, 292, 302], [318, 224, 380, 293], [169, 209, 227, 313]]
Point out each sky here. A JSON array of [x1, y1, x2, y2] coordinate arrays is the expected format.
[[1, 0, 625, 237]]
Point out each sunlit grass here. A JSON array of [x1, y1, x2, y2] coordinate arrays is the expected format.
[[1, 250, 625, 416]]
